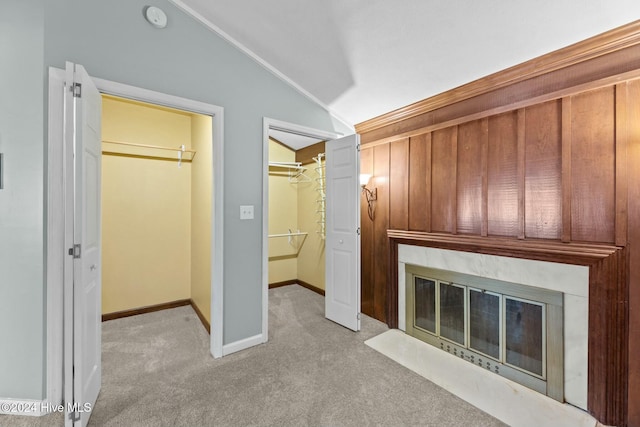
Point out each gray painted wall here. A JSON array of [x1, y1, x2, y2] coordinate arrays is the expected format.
[[0, 0, 46, 400], [1, 0, 350, 400]]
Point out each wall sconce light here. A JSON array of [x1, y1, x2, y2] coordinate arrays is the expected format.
[[360, 174, 377, 221]]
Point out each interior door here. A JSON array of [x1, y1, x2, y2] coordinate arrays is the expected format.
[[64, 62, 102, 427], [325, 134, 361, 331]]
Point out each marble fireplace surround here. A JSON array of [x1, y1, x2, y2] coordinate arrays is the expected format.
[[397, 243, 589, 409], [376, 231, 628, 426]]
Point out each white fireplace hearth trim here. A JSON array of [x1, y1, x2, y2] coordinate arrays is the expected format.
[[365, 330, 599, 427], [397, 244, 589, 410]]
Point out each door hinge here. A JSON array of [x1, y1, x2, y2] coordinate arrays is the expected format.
[[357, 227, 361, 235], [68, 244, 81, 259], [72, 82, 82, 98], [68, 410, 80, 422], [357, 313, 362, 320], [356, 144, 360, 152]]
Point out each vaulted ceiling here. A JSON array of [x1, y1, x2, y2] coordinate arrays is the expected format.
[[172, 0, 640, 127]]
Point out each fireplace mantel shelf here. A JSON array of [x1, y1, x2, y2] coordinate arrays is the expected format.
[[387, 230, 620, 265]]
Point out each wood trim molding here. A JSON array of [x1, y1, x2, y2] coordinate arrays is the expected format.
[[387, 230, 628, 426], [269, 279, 326, 296], [296, 279, 326, 296], [102, 299, 191, 322], [387, 230, 619, 263], [269, 279, 298, 289], [190, 299, 211, 334], [355, 20, 640, 135]]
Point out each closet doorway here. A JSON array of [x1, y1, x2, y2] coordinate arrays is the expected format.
[[262, 118, 361, 340], [100, 95, 213, 335]]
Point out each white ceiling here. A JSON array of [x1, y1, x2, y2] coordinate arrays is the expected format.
[[172, 0, 640, 128]]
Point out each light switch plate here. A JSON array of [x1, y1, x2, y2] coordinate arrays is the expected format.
[[240, 205, 254, 220]]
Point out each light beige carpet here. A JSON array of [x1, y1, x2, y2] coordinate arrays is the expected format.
[[0, 285, 505, 427]]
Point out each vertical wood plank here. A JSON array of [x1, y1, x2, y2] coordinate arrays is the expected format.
[[389, 138, 409, 230], [457, 120, 486, 235], [525, 100, 562, 240], [431, 126, 458, 233], [562, 97, 572, 242], [588, 250, 628, 426], [481, 118, 489, 236], [487, 111, 519, 237], [517, 109, 526, 239], [571, 87, 616, 243], [359, 147, 374, 318], [626, 79, 640, 427], [372, 144, 390, 323], [387, 240, 399, 329], [408, 133, 431, 231], [615, 83, 628, 247]]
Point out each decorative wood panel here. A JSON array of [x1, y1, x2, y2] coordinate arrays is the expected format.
[[389, 138, 409, 230], [487, 112, 519, 236], [431, 127, 457, 233], [408, 133, 431, 231], [360, 147, 374, 318], [372, 144, 389, 322], [524, 100, 562, 240], [615, 83, 629, 247], [626, 79, 640, 427], [457, 119, 487, 235], [588, 248, 628, 426], [570, 87, 616, 243], [562, 97, 573, 243]]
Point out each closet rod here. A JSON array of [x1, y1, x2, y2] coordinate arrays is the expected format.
[[269, 161, 303, 169], [102, 139, 196, 154], [268, 231, 309, 238]]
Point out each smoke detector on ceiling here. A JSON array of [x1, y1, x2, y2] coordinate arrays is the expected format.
[[143, 6, 168, 29]]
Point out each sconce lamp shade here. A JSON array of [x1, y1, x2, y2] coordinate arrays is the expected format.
[[359, 173, 372, 187]]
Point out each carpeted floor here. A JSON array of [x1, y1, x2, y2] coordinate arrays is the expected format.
[[0, 285, 505, 427]]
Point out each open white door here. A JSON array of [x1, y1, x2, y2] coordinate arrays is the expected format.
[[325, 134, 361, 331], [64, 62, 102, 427]]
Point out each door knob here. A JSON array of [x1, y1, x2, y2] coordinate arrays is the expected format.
[[339, 239, 344, 244], [90, 264, 97, 271]]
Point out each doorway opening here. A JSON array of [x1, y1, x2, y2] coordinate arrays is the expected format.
[[46, 66, 225, 415], [100, 94, 213, 333], [263, 120, 336, 341], [266, 130, 327, 290], [262, 118, 361, 340]]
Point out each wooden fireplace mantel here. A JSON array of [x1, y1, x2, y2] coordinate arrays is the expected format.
[[387, 230, 628, 426]]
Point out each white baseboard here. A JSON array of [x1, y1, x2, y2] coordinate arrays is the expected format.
[[0, 398, 49, 416], [222, 333, 264, 356]]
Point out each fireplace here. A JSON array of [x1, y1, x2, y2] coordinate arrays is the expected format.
[[395, 242, 589, 411], [405, 264, 563, 401]]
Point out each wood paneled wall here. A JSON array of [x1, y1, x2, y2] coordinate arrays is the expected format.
[[357, 21, 640, 427], [365, 85, 623, 244]]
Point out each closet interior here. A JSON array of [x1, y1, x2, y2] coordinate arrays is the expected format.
[[268, 136, 326, 293], [100, 95, 212, 331]]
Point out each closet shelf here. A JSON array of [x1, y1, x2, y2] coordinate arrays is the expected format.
[[268, 231, 309, 238], [102, 140, 196, 162], [269, 161, 311, 182], [268, 229, 308, 254]]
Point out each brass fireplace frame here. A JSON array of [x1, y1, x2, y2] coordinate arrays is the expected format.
[[405, 264, 564, 402]]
